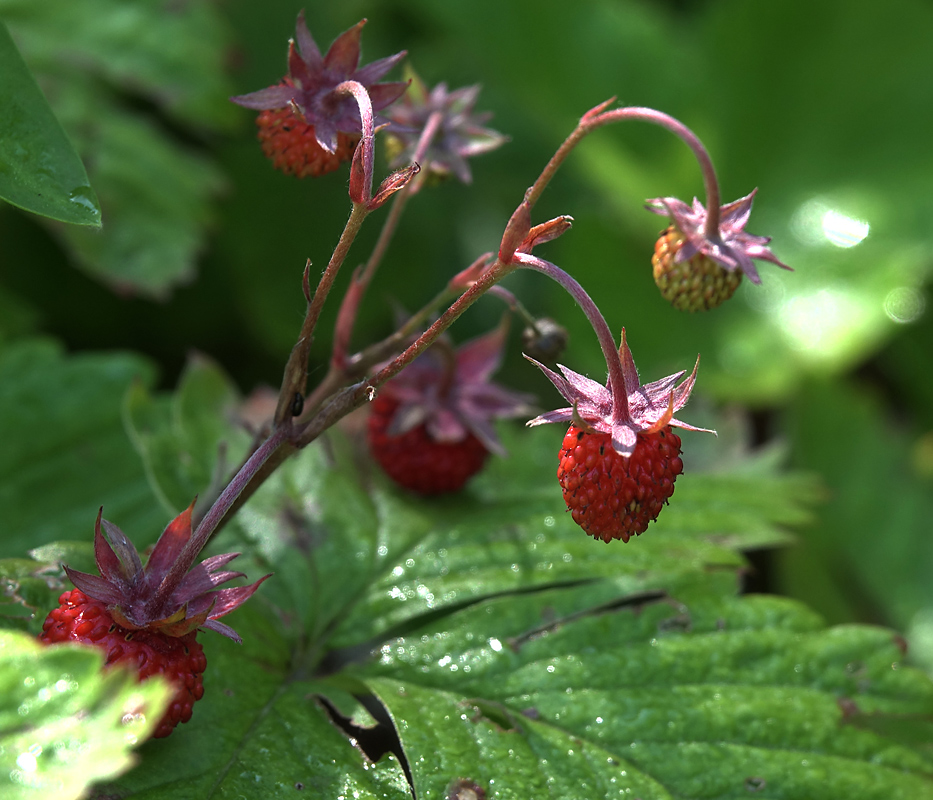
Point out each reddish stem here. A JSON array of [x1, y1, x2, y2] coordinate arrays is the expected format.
[[525, 104, 722, 238], [512, 251, 630, 421]]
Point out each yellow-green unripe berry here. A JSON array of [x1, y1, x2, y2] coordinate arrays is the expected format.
[[652, 226, 742, 312]]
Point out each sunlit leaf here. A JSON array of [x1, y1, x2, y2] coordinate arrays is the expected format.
[[0, 630, 171, 800], [362, 590, 933, 800]]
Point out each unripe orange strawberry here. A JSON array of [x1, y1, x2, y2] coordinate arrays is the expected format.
[[256, 98, 359, 178], [652, 226, 742, 311], [231, 13, 407, 179]]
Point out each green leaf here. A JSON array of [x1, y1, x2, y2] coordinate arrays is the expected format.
[[232, 424, 816, 650], [92, 605, 411, 800], [0, 22, 99, 227], [361, 590, 933, 800], [35, 403, 922, 799], [0, 339, 163, 559], [0, 0, 238, 129], [0, 630, 172, 799], [51, 97, 227, 296], [1, 0, 234, 296]]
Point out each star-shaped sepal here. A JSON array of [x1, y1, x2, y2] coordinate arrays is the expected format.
[[646, 190, 791, 284], [230, 11, 408, 155], [62, 502, 270, 643], [525, 330, 712, 456]]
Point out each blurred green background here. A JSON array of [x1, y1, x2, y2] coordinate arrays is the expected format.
[[1, 0, 932, 668]]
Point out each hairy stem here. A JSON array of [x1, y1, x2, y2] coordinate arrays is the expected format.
[[273, 202, 370, 425], [524, 104, 722, 237], [512, 252, 629, 419], [330, 110, 444, 371], [153, 426, 296, 610]]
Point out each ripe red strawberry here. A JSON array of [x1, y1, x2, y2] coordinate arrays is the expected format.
[[367, 319, 533, 495], [368, 395, 489, 494], [40, 589, 207, 738], [527, 330, 710, 542], [231, 12, 407, 178], [652, 226, 742, 312], [646, 190, 791, 311], [557, 424, 683, 543], [38, 504, 269, 737]]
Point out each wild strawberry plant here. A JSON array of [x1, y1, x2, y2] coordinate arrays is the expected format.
[[2, 7, 933, 800]]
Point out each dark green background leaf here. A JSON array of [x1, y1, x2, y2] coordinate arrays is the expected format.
[[0, 339, 162, 558], [124, 352, 251, 517], [1, 0, 234, 295]]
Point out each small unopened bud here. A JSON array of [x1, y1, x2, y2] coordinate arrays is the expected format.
[[522, 317, 568, 361], [368, 163, 421, 210]]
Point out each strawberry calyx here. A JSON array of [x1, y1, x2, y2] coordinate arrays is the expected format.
[[231, 12, 408, 156], [526, 328, 710, 458], [645, 190, 791, 285], [62, 502, 270, 643]]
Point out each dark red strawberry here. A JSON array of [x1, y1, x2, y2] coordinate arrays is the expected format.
[[368, 318, 533, 495], [38, 504, 269, 737], [368, 395, 489, 494]]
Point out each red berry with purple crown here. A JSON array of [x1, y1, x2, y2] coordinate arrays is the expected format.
[[526, 330, 710, 543], [368, 319, 533, 495], [39, 503, 269, 737]]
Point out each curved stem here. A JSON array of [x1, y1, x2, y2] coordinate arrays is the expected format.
[[512, 251, 629, 419], [336, 80, 375, 204], [524, 104, 721, 237], [298, 259, 513, 451], [366, 260, 510, 392], [330, 110, 446, 372], [189, 103, 724, 545]]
